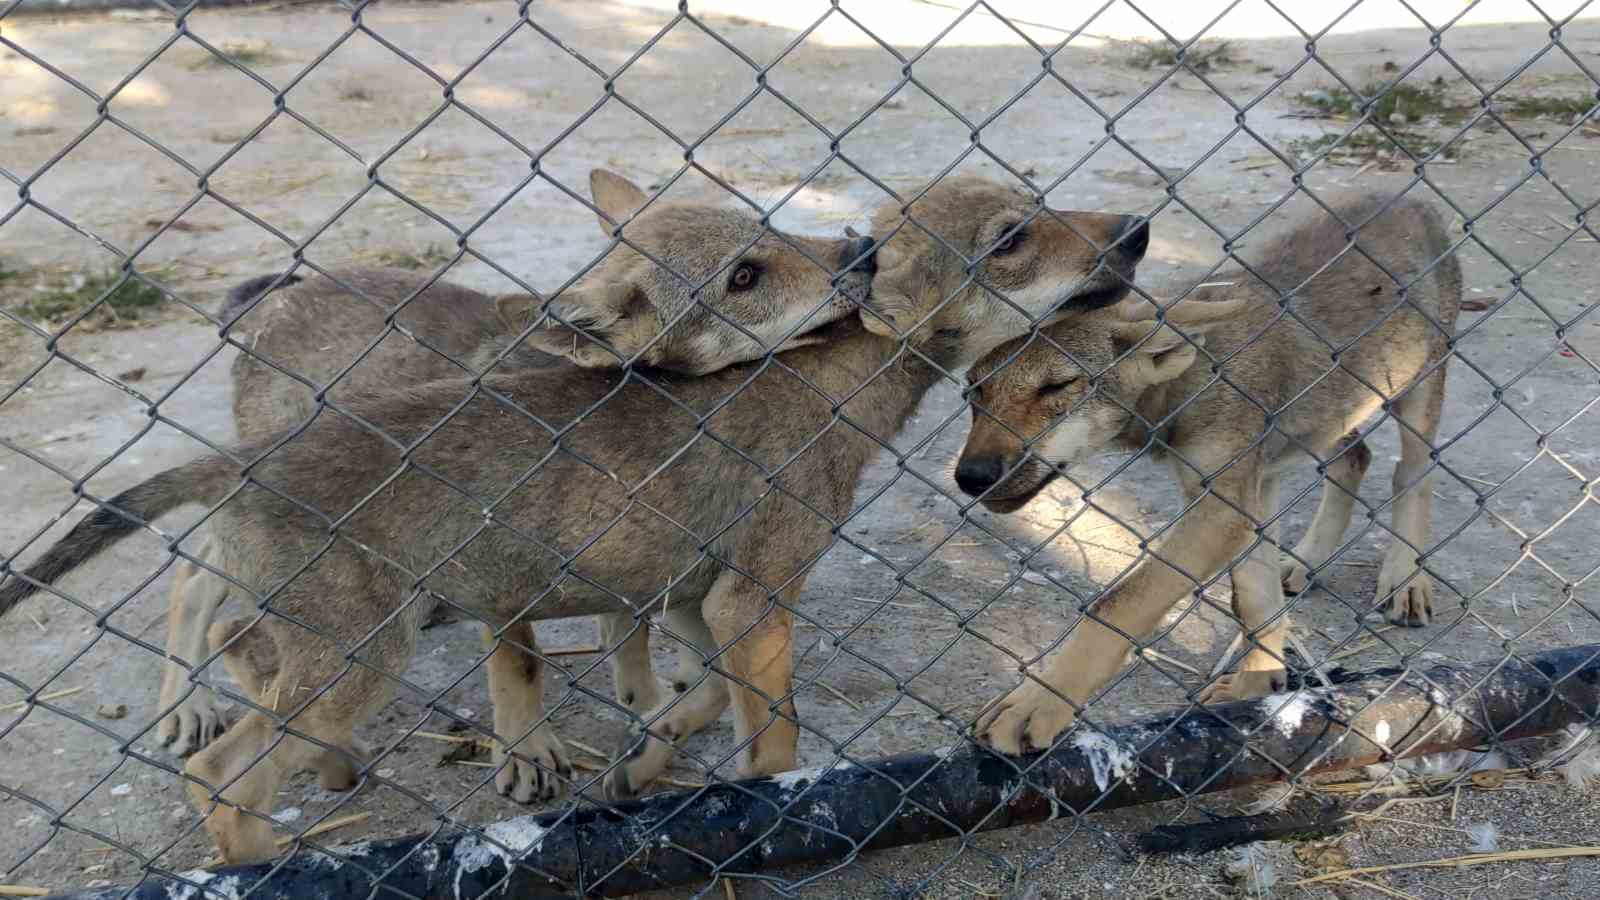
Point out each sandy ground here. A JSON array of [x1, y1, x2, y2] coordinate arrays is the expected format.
[[5, 1, 1600, 897]]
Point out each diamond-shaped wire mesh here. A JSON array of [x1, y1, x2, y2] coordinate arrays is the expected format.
[[4, 0, 1600, 897]]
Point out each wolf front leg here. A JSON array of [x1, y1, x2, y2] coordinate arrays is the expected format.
[[158, 537, 230, 755], [186, 616, 410, 863], [484, 621, 572, 803], [1198, 469, 1291, 703], [599, 611, 664, 715], [704, 577, 799, 778], [603, 572, 793, 799], [976, 460, 1261, 755]]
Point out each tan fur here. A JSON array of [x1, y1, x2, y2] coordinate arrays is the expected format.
[[955, 191, 1462, 755], [155, 169, 872, 757]]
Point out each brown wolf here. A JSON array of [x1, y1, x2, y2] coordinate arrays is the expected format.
[[862, 175, 1147, 367], [153, 169, 874, 756], [953, 191, 1460, 755]]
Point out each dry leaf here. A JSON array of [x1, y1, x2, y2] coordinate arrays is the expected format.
[[1293, 842, 1349, 873], [1470, 769, 1506, 789]]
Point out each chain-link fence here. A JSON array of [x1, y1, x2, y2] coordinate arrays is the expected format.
[[4, 1, 1600, 897]]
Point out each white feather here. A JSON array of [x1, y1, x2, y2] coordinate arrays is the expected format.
[[1467, 821, 1500, 853], [1537, 725, 1600, 791], [1224, 843, 1279, 897], [1364, 747, 1508, 782], [1240, 783, 1297, 816]]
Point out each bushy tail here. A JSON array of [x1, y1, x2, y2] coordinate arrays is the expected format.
[[218, 272, 301, 324], [0, 460, 229, 618]]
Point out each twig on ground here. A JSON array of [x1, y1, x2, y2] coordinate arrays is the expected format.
[[1, 686, 84, 712], [816, 681, 863, 710], [1296, 845, 1600, 885], [544, 645, 603, 657]]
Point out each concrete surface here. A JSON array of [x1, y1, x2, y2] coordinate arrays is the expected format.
[[4, 1, 1600, 897]]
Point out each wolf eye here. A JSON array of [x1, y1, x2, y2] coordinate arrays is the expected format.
[[991, 225, 1026, 256], [728, 262, 760, 292], [1039, 375, 1079, 395]]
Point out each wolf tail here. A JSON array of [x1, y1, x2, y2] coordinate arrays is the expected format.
[[0, 458, 232, 618]]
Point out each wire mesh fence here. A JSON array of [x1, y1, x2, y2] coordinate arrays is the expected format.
[[3, 0, 1600, 897]]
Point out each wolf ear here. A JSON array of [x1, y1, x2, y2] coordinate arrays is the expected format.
[[858, 239, 922, 339], [495, 283, 642, 368], [1110, 297, 1248, 386], [590, 169, 649, 237], [1112, 323, 1201, 387]]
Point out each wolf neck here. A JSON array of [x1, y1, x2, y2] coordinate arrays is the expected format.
[[760, 325, 942, 440]]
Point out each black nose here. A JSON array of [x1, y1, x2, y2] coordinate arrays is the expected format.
[[841, 235, 877, 276], [955, 456, 1004, 497], [1115, 216, 1149, 261]]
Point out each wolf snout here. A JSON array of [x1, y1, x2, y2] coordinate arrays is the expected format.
[[954, 455, 1005, 496], [1114, 216, 1149, 262], [839, 235, 877, 277]]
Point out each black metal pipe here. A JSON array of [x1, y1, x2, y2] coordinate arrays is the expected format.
[[51, 643, 1600, 900]]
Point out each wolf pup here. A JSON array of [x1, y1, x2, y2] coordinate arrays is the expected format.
[[954, 191, 1461, 755], [154, 169, 873, 757]]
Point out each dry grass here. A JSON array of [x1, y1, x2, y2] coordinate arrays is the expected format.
[[1297, 845, 1600, 886]]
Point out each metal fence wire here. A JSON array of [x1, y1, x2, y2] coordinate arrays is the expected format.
[[4, 0, 1600, 897]]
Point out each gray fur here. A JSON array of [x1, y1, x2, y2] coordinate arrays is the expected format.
[[0, 463, 228, 616], [217, 272, 301, 324]]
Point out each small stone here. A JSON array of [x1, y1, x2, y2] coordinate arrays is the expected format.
[[97, 703, 128, 720], [1021, 571, 1049, 585], [110, 783, 132, 797], [376, 768, 396, 779]]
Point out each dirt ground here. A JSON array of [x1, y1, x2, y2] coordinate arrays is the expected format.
[[5, 1, 1600, 897]]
